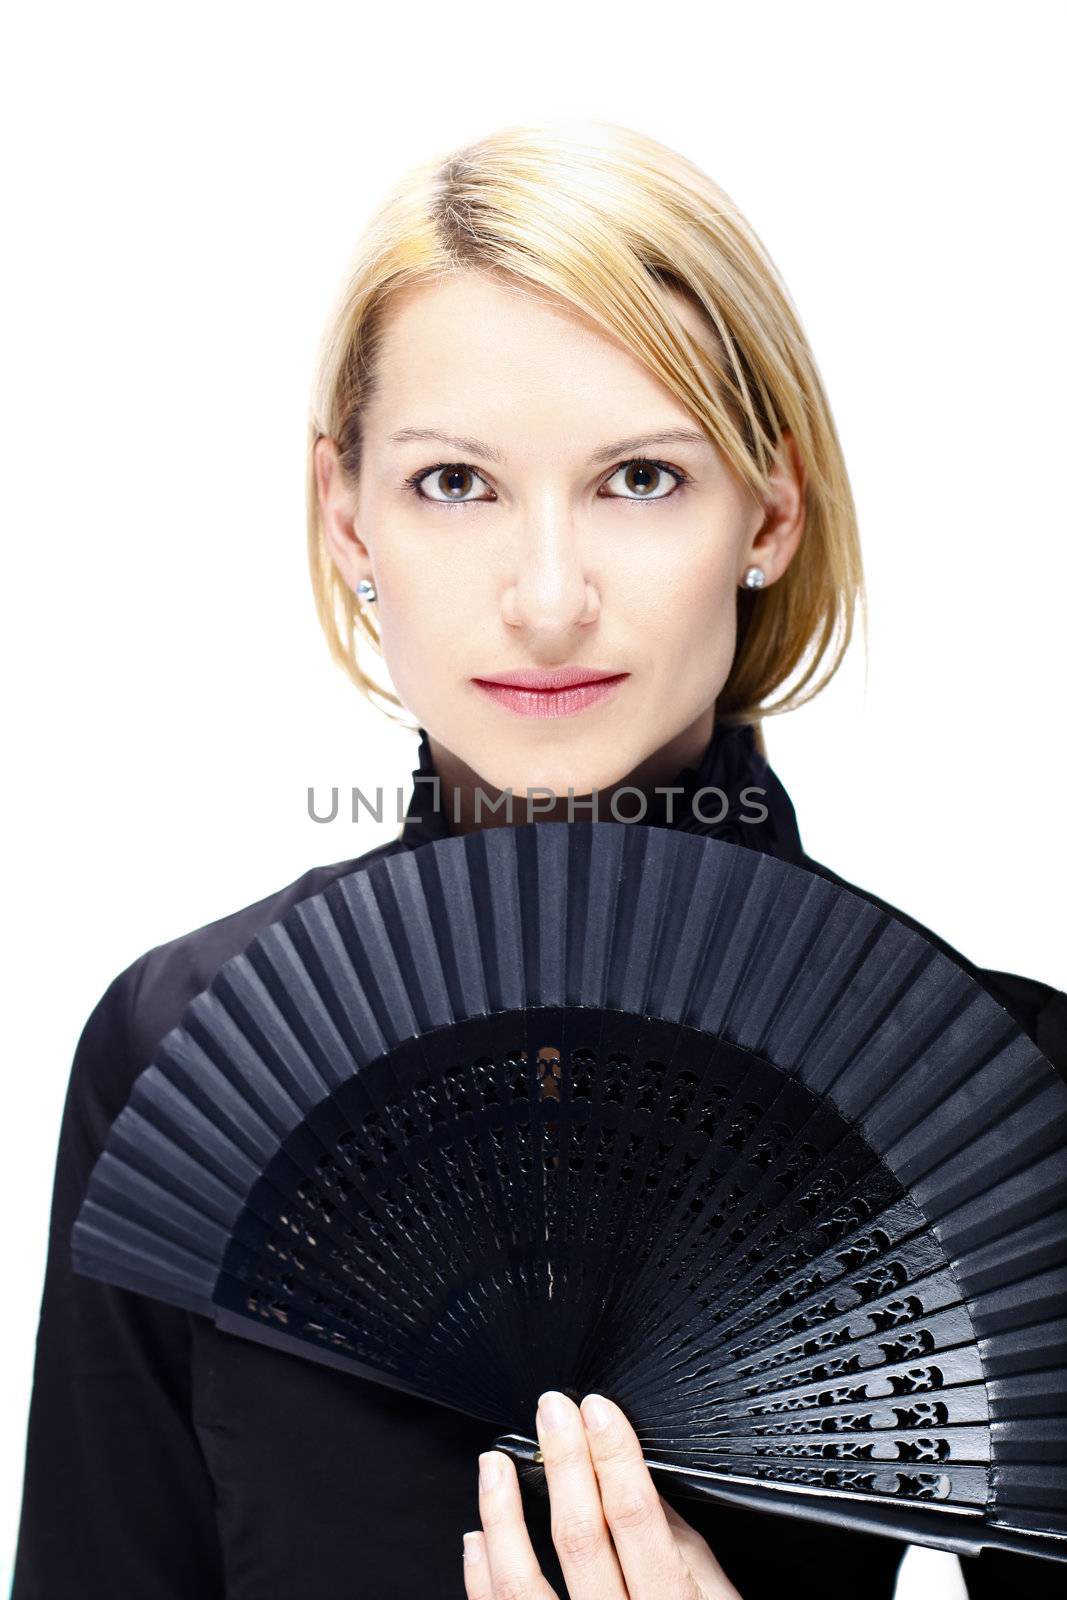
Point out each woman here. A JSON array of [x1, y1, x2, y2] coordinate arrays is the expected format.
[[13, 120, 1066, 1600]]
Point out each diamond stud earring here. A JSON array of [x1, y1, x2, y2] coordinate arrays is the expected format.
[[741, 566, 766, 590], [355, 578, 377, 602]]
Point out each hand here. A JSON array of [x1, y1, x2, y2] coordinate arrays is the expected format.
[[462, 1390, 743, 1599]]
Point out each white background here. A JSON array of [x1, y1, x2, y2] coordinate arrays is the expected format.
[[3, 4, 1064, 1596]]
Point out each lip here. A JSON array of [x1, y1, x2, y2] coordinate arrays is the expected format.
[[474, 666, 626, 690], [471, 669, 630, 719]]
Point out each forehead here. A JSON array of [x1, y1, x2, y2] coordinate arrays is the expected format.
[[365, 270, 716, 434]]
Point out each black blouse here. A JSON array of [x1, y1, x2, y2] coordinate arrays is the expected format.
[[12, 723, 1067, 1599]]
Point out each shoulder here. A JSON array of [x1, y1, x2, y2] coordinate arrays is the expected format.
[[796, 849, 1067, 1082], [972, 965, 1067, 1078], [75, 839, 408, 1123]]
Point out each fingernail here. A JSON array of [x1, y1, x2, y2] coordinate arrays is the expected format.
[[478, 1451, 500, 1491], [581, 1393, 613, 1431], [537, 1390, 570, 1433], [463, 1532, 483, 1564]]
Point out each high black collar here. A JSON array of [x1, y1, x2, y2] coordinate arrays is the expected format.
[[398, 721, 807, 866]]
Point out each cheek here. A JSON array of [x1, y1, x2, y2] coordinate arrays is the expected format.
[[639, 550, 739, 666], [372, 553, 475, 701]]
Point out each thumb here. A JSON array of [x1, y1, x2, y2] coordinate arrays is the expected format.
[[657, 1495, 744, 1600]]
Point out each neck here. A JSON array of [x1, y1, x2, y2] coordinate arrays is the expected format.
[[400, 714, 807, 863]]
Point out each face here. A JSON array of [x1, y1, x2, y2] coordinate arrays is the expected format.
[[315, 270, 805, 822]]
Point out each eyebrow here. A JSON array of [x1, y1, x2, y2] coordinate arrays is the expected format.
[[387, 426, 712, 466]]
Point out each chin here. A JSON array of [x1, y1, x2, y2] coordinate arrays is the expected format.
[[469, 742, 638, 810]]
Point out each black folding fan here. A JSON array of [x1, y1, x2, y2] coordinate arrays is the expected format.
[[71, 821, 1067, 1562]]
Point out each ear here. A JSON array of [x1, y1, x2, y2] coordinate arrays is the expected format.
[[742, 430, 807, 585], [314, 435, 373, 591]]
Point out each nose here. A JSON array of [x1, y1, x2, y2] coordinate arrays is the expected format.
[[500, 502, 600, 637]]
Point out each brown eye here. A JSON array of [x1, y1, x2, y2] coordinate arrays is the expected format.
[[414, 464, 494, 503], [601, 460, 683, 500]]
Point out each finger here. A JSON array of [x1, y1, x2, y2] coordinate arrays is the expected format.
[[580, 1394, 702, 1598], [535, 1390, 627, 1596], [462, 1531, 492, 1600], [477, 1449, 556, 1600]]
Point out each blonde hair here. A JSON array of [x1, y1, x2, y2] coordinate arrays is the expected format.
[[307, 117, 866, 760]]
